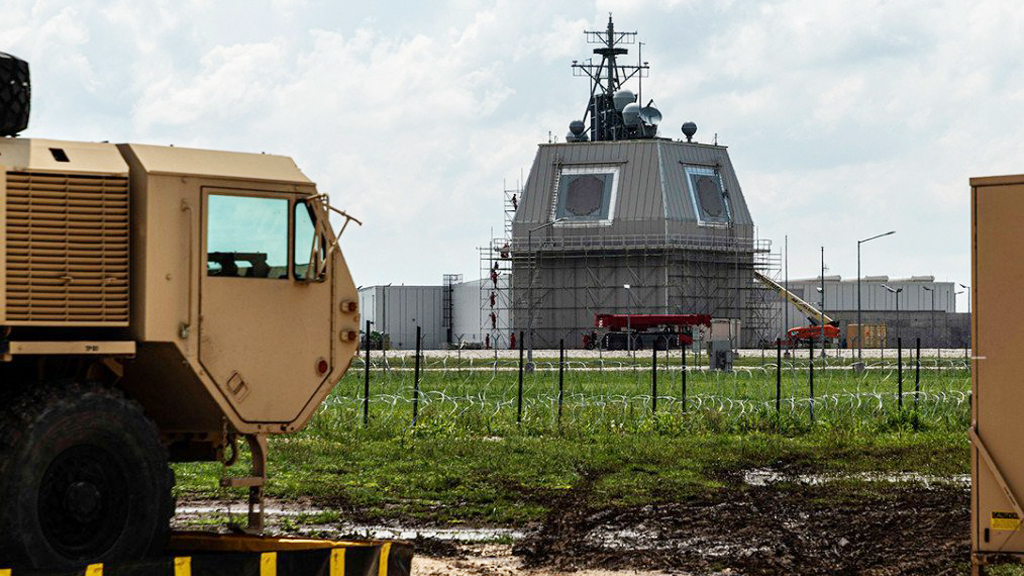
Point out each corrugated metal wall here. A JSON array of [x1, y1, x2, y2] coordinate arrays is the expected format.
[[357, 286, 445, 350], [513, 140, 755, 238], [451, 277, 509, 347]]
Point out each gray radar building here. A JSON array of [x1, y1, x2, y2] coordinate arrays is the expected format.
[[498, 16, 777, 350]]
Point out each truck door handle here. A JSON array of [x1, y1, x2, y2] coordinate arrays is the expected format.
[[180, 199, 194, 340]]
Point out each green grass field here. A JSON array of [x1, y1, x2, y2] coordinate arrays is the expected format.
[[174, 352, 971, 527]]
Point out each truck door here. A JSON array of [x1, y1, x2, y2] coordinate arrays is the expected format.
[[199, 189, 333, 424]]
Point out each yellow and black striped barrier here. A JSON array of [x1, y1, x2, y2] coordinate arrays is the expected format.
[[0, 533, 411, 576]]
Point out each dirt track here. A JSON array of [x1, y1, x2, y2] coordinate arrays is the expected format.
[[512, 483, 968, 575]]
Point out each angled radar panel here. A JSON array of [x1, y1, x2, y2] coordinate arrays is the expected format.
[[552, 166, 619, 225], [684, 166, 731, 225]]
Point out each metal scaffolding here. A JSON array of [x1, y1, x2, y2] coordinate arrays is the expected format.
[[506, 232, 781, 350], [477, 182, 520, 350]]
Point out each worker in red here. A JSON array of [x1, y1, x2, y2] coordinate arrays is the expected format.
[[490, 268, 499, 286], [490, 312, 497, 329], [485, 334, 490, 349], [509, 332, 516, 350], [489, 292, 496, 307]]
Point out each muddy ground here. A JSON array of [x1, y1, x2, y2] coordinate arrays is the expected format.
[[511, 483, 968, 576], [178, 480, 970, 575]]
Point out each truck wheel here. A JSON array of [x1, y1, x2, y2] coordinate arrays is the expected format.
[[0, 384, 174, 569]]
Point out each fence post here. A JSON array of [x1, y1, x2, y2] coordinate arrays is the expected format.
[[809, 338, 815, 424], [363, 320, 371, 427], [413, 326, 421, 425], [681, 340, 687, 413], [517, 331, 524, 426], [651, 344, 658, 414], [776, 339, 781, 415], [915, 337, 921, 419], [917, 332, 925, 426], [898, 337, 903, 411], [558, 339, 564, 424]]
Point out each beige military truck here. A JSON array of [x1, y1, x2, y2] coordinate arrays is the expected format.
[[0, 52, 362, 569]]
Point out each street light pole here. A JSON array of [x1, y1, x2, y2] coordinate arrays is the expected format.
[[856, 230, 896, 370], [382, 283, 392, 359], [883, 284, 903, 347], [784, 235, 789, 357], [526, 219, 564, 371], [924, 286, 936, 348], [960, 283, 971, 352], [954, 289, 964, 351], [820, 247, 826, 358], [624, 284, 633, 356]]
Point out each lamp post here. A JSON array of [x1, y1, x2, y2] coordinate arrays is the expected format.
[[923, 286, 936, 348], [954, 289, 964, 352], [815, 285, 824, 357], [819, 247, 826, 358], [882, 284, 903, 347], [960, 283, 971, 354], [381, 283, 392, 359], [783, 235, 789, 358], [526, 219, 564, 371], [856, 230, 896, 370], [624, 284, 633, 356]]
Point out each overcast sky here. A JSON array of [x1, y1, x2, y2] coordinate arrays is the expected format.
[[7, 0, 1022, 312]]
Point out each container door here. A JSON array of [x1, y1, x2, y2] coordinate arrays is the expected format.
[[199, 190, 333, 424], [974, 181, 1024, 553]]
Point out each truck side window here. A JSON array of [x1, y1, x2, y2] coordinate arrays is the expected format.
[[207, 194, 288, 279], [294, 200, 326, 280]]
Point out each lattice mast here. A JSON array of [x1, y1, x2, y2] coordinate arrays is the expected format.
[[572, 15, 649, 142]]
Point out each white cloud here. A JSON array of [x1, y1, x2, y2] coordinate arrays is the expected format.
[[1, 0, 1020, 313]]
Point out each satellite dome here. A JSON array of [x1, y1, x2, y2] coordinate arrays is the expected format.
[[569, 120, 585, 136], [681, 121, 697, 142], [622, 103, 641, 126], [613, 89, 635, 112], [639, 105, 662, 126]]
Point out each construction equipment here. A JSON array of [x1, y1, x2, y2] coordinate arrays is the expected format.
[[0, 53, 367, 570], [971, 174, 1024, 574], [589, 313, 711, 350], [753, 270, 840, 345]]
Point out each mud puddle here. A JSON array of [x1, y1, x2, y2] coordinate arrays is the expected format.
[[742, 468, 971, 489], [174, 499, 523, 542]]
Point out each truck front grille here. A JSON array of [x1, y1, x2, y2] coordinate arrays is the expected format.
[[5, 171, 129, 325]]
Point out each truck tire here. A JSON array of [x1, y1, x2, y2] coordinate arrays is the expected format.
[[0, 52, 30, 136], [0, 384, 174, 569]]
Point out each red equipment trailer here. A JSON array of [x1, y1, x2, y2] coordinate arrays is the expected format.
[[586, 314, 712, 350]]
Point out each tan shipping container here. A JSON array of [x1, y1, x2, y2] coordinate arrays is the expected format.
[[971, 174, 1024, 571]]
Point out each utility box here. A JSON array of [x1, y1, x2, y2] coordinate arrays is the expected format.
[[971, 175, 1024, 570], [707, 340, 733, 371]]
